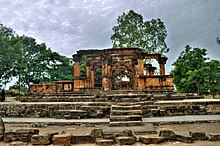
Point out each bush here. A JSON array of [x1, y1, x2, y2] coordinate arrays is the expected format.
[[6, 89, 24, 97]]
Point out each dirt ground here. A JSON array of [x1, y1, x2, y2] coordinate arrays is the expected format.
[[1, 122, 220, 146]]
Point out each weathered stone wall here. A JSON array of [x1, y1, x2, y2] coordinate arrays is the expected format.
[[0, 99, 219, 119]]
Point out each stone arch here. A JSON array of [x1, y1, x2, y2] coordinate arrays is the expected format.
[[111, 60, 135, 90]]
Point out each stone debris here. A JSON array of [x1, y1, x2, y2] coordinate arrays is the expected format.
[[0, 127, 220, 145], [207, 133, 220, 141], [159, 129, 176, 140], [4, 129, 39, 143], [71, 135, 95, 144], [115, 136, 136, 145], [31, 132, 56, 145], [175, 133, 194, 143], [139, 135, 165, 144], [52, 133, 71, 146], [189, 131, 207, 140]]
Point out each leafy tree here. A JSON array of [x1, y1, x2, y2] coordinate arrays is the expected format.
[[0, 23, 73, 90], [17, 35, 73, 88], [172, 45, 207, 93], [0, 33, 22, 87], [172, 45, 220, 97], [203, 60, 220, 97], [111, 10, 169, 54]]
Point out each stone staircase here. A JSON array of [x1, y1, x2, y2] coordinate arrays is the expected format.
[[109, 102, 143, 127]]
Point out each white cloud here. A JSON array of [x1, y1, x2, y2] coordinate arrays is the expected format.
[[0, 0, 219, 72]]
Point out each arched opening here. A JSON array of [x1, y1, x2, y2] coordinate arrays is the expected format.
[[112, 73, 132, 90]]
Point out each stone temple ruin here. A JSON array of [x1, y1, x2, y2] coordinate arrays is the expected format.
[[29, 48, 173, 94], [0, 48, 220, 145]]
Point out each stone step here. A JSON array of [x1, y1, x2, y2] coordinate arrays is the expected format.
[[110, 110, 142, 116], [109, 121, 143, 127], [55, 110, 88, 119], [110, 115, 142, 122], [111, 105, 142, 110], [80, 105, 109, 111], [111, 98, 141, 102]]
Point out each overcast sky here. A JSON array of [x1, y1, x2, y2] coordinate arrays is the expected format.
[[0, 0, 219, 72]]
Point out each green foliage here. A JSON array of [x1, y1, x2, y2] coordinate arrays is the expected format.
[[80, 55, 87, 77], [172, 45, 220, 97], [5, 89, 24, 97], [0, 23, 73, 90], [111, 10, 169, 54]]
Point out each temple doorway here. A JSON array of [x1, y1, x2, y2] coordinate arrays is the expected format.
[[112, 74, 131, 90]]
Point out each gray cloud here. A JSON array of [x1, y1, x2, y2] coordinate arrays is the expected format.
[[0, 0, 219, 72]]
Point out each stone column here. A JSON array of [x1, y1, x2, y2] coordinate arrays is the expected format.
[[86, 65, 91, 88], [90, 68, 95, 89], [136, 58, 144, 90], [73, 55, 81, 91], [102, 55, 111, 91], [137, 58, 144, 76], [158, 57, 168, 76]]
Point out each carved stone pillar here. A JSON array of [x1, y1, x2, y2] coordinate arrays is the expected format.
[[73, 55, 81, 91], [102, 55, 111, 91], [137, 58, 144, 76], [91, 68, 95, 89], [86, 65, 91, 88], [158, 57, 168, 76]]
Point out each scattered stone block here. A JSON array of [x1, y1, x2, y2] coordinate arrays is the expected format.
[[95, 138, 114, 145], [189, 131, 206, 140], [4, 131, 18, 142], [71, 135, 95, 144], [118, 129, 133, 137], [31, 133, 54, 145], [159, 129, 176, 140], [115, 136, 136, 145], [176, 133, 194, 143], [52, 134, 71, 146], [91, 128, 103, 139], [16, 129, 39, 135], [140, 135, 165, 144], [207, 133, 220, 141], [16, 129, 39, 142]]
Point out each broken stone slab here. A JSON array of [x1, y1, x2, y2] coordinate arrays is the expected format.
[[71, 135, 95, 144], [139, 135, 165, 144], [4, 131, 18, 142], [189, 131, 207, 140], [16, 129, 39, 135], [159, 129, 176, 140], [207, 133, 220, 141], [90, 128, 103, 139], [115, 136, 136, 145], [52, 134, 71, 146], [175, 133, 194, 143], [95, 138, 114, 146], [31, 133, 55, 145], [117, 129, 134, 137]]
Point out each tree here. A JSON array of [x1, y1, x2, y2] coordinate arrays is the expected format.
[[172, 45, 207, 93], [17, 35, 73, 88], [202, 60, 220, 97], [111, 10, 169, 54], [0, 33, 22, 87], [0, 23, 73, 90]]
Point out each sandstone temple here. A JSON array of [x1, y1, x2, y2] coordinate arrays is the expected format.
[[29, 48, 173, 94]]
